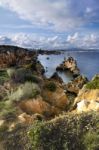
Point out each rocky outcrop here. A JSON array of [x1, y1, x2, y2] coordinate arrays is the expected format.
[[56, 57, 80, 77], [65, 75, 88, 94], [73, 75, 99, 112], [42, 83, 68, 110], [0, 45, 36, 68], [50, 72, 63, 83]]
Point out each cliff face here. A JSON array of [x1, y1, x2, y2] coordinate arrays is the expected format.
[[0, 45, 36, 68], [74, 75, 99, 112]]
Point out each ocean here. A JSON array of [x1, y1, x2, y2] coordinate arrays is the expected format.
[[38, 51, 99, 83]]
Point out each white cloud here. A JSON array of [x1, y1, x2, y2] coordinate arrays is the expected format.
[[0, 33, 99, 49], [67, 33, 79, 43], [0, 33, 62, 49], [81, 34, 99, 48], [0, 0, 99, 31]]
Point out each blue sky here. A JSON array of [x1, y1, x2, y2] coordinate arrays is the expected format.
[[0, 0, 99, 49]]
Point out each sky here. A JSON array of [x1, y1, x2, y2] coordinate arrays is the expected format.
[[0, 0, 99, 49]]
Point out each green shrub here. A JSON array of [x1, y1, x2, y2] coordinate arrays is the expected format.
[[0, 70, 9, 84], [8, 82, 40, 101], [7, 68, 31, 82], [86, 75, 99, 89], [0, 101, 5, 111], [24, 75, 39, 83], [83, 131, 99, 150], [29, 121, 44, 149], [0, 100, 16, 121], [7, 68, 16, 78], [46, 82, 57, 92], [7, 68, 39, 83], [28, 112, 99, 150]]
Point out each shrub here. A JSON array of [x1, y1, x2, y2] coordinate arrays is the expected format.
[[29, 121, 44, 149], [28, 112, 99, 150], [8, 82, 40, 101], [0, 70, 9, 84], [24, 75, 39, 83], [83, 130, 99, 150], [7, 68, 39, 83], [46, 82, 57, 92], [7, 68, 16, 78], [0, 100, 16, 121], [86, 75, 99, 89], [0, 124, 8, 140], [1, 108, 17, 121], [0, 101, 5, 111], [7, 68, 31, 82]]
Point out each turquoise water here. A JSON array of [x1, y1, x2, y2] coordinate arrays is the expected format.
[[38, 51, 99, 83]]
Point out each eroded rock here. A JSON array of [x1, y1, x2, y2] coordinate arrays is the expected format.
[[56, 57, 80, 77], [42, 84, 68, 109], [50, 72, 63, 83], [74, 87, 99, 112], [65, 75, 88, 94]]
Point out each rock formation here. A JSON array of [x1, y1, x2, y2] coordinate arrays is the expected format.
[[50, 72, 63, 83], [56, 57, 80, 77], [0, 45, 36, 68], [73, 75, 99, 112], [64, 75, 88, 94]]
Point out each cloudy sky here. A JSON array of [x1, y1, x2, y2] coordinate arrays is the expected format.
[[0, 0, 99, 49]]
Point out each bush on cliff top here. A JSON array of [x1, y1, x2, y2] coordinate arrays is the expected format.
[[29, 112, 99, 150], [86, 75, 99, 89]]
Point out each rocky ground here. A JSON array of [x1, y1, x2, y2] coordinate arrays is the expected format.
[[0, 45, 99, 150]]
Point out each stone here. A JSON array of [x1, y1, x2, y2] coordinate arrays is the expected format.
[[65, 75, 88, 94], [73, 83, 99, 112], [56, 57, 80, 76]]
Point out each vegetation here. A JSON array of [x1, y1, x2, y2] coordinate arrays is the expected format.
[[0, 48, 99, 150], [0, 70, 9, 84], [29, 112, 99, 150], [46, 82, 57, 92], [8, 82, 40, 101], [83, 130, 99, 150], [0, 100, 16, 120], [86, 75, 99, 89], [7, 67, 40, 84], [0, 124, 31, 150]]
